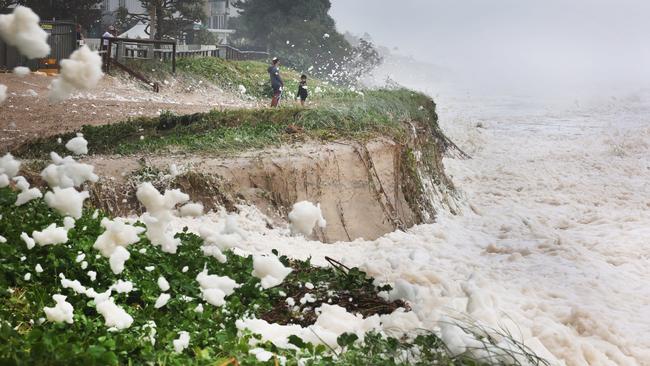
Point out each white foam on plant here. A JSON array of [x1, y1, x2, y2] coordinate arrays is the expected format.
[[61, 277, 87, 295], [41, 152, 99, 188], [43, 294, 73, 324], [65, 133, 88, 155], [237, 304, 381, 351], [63, 216, 75, 229], [93, 218, 145, 257], [95, 294, 133, 330], [251, 255, 292, 289], [154, 293, 170, 309], [13, 176, 42, 206], [111, 280, 134, 294], [172, 331, 190, 353], [44, 187, 89, 219], [32, 223, 68, 246], [109, 246, 130, 274], [136, 182, 189, 254], [288, 201, 326, 236], [0, 153, 20, 183], [20, 232, 35, 249], [0, 6, 50, 59], [157, 276, 169, 292], [195, 267, 239, 307], [49, 45, 103, 102]]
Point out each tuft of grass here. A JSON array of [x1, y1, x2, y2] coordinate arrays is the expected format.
[[14, 89, 437, 158]]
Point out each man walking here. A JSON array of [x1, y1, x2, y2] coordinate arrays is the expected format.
[[268, 57, 284, 107]]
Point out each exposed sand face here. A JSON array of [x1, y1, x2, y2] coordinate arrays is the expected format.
[[165, 92, 650, 365], [0, 72, 257, 153], [83, 137, 452, 242]]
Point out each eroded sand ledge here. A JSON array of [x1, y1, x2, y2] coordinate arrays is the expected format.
[[82, 135, 460, 242]]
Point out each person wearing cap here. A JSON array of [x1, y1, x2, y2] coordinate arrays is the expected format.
[[268, 57, 284, 107]]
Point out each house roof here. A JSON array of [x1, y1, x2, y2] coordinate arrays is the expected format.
[[119, 22, 149, 39]]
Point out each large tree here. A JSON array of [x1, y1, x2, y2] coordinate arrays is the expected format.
[[232, 0, 381, 85], [122, 0, 205, 40]]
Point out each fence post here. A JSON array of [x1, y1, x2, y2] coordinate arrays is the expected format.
[[172, 43, 176, 74], [106, 39, 112, 74]]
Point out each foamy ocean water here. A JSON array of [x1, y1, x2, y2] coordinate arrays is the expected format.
[[170, 90, 650, 366]]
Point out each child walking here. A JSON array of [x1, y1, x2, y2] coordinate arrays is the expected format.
[[296, 74, 309, 106]]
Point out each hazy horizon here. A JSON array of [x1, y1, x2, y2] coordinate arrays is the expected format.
[[330, 0, 650, 95]]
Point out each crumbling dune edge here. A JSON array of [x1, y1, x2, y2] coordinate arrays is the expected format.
[[78, 132, 460, 243]]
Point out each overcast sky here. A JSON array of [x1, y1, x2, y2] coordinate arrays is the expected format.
[[330, 0, 650, 93]]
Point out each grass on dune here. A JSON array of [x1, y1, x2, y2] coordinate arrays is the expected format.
[[14, 89, 438, 158]]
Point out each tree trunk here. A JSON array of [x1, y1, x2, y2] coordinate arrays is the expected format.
[[149, 4, 157, 40], [154, 3, 164, 40]]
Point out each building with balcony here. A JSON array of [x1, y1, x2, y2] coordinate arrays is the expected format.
[[202, 0, 235, 44]]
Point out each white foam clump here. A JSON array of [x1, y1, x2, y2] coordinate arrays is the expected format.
[[173, 331, 190, 353], [20, 232, 35, 249], [378, 308, 422, 338], [288, 201, 326, 236], [43, 294, 74, 324], [154, 293, 171, 309], [32, 223, 68, 246], [0, 235, 6, 243], [198, 215, 247, 263], [63, 216, 75, 229], [157, 276, 170, 292], [61, 278, 87, 295], [93, 218, 145, 257], [0, 153, 20, 187], [41, 152, 99, 188], [109, 246, 130, 274], [13, 66, 30, 77], [0, 84, 6, 104], [136, 182, 189, 254], [237, 304, 380, 350], [49, 45, 103, 102], [65, 133, 88, 155], [196, 267, 239, 307], [179, 202, 203, 217], [252, 255, 292, 289], [0, 6, 50, 59], [94, 292, 134, 330], [111, 280, 134, 294], [13, 176, 42, 206], [44, 187, 89, 219], [250, 348, 274, 362], [238, 84, 247, 94]]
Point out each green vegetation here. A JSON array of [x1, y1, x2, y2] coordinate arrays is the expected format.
[[0, 187, 548, 365], [125, 57, 342, 100], [15, 89, 437, 158]]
